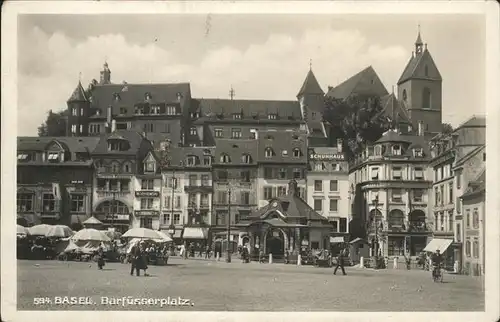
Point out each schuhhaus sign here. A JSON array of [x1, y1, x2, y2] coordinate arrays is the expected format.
[[309, 153, 344, 161], [135, 191, 160, 198]]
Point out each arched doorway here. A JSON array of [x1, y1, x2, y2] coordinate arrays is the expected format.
[[95, 200, 131, 233], [265, 228, 285, 259], [388, 209, 405, 230], [409, 209, 426, 231]]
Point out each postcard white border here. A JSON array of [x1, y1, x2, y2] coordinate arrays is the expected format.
[[2, 1, 499, 322]]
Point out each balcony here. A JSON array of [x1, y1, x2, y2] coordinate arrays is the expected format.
[[96, 190, 131, 198]]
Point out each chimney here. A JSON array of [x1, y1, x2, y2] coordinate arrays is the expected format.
[[111, 119, 116, 133], [418, 121, 424, 136], [337, 138, 343, 153]]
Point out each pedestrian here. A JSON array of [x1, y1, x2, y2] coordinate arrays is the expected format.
[[179, 243, 185, 259], [97, 245, 105, 270], [139, 242, 149, 276], [130, 241, 141, 276], [334, 248, 347, 276], [205, 245, 211, 259]]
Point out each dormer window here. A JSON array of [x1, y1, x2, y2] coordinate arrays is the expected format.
[[242, 154, 252, 164], [374, 145, 382, 156], [166, 106, 176, 115], [413, 148, 423, 157], [264, 147, 275, 158], [135, 106, 144, 115], [186, 155, 198, 166], [113, 93, 121, 101], [392, 144, 401, 156], [176, 92, 183, 101], [95, 109, 101, 116], [144, 160, 156, 173], [145, 92, 152, 101], [47, 152, 60, 162], [17, 153, 29, 161], [107, 140, 129, 151], [293, 148, 302, 157], [190, 127, 197, 136], [268, 114, 277, 120], [151, 105, 161, 115], [203, 156, 212, 166], [220, 154, 231, 163], [233, 113, 242, 120]]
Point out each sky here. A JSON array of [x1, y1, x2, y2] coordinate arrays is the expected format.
[[17, 14, 485, 136]]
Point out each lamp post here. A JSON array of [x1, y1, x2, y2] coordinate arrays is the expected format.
[[167, 223, 176, 255], [373, 195, 379, 268], [226, 186, 232, 263]]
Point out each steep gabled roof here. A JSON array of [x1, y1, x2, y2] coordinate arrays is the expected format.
[[67, 81, 88, 102], [376, 93, 411, 124], [17, 137, 100, 153], [455, 115, 486, 130], [397, 49, 442, 84], [297, 69, 324, 97], [325, 66, 388, 100], [92, 130, 147, 155], [461, 169, 485, 198], [453, 145, 485, 168]]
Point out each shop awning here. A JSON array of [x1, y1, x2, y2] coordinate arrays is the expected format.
[[182, 227, 208, 240], [423, 238, 453, 253], [330, 237, 345, 243], [172, 230, 182, 239], [349, 237, 366, 244]]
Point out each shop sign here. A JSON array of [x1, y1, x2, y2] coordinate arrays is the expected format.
[[135, 191, 160, 198], [135, 210, 159, 217], [309, 153, 344, 161]]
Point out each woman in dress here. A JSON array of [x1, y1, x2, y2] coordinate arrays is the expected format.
[[139, 243, 149, 276]]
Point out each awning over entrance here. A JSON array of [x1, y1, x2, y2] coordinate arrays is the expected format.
[[330, 237, 345, 243], [182, 227, 208, 239], [423, 238, 453, 253]]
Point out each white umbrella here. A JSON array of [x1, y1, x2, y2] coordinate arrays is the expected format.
[[155, 230, 173, 242], [46, 225, 74, 238], [83, 216, 103, 225], [102, 230, 122, 240], [122, 227, 162, 240], [17, 224, 29, 235], [28, 224, 52, 236], [72, 228, 111, 242]]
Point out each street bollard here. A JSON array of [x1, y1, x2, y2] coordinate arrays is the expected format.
[[360, 256, 364, 268], [297, 254, 302, 266], [393, 257, 398, 269], [216, 252, 220, 261], [269, 253, 273, 264]]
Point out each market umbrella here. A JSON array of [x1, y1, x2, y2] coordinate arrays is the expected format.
[[71, 228, 111, 242], [83, 216, 103, 228], [102, 230, 122, 240], [28, 224, 53, 236], [46, 225, 74, 238], [122, 227, 162, 240], [17, 224, 29, 235], [154, 230, 173, 243]]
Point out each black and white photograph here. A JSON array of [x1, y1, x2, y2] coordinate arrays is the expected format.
[[1, 1, 499, 322]]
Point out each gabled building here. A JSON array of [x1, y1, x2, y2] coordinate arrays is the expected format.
[[91, 130, 154, 232], [349, 128, 433, 258], [325, 66, 388, 100], [17, 137, 99, 228]]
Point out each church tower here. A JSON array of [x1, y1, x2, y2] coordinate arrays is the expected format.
[[66, 80, 90, 136], [397, 28, 442, 135], [297, 63, 325, 123], [100, 61, 111, 85]]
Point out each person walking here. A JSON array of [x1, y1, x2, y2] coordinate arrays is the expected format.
[[334, 248, 347, 276], [130, 241, 141, 276], [139, 243, 149, 277], [97, 245, 105, 270]]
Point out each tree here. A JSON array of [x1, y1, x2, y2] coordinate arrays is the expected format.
[[38, 110, 67, 137], [441, 123, 453, 134], [323, 94, 390, 160]]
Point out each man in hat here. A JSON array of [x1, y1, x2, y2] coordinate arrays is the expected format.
[[334, 247, 347, 276], [130, 240, 141, 276]]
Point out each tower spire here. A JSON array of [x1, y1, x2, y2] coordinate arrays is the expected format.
[[309, 58, 312, 71], [229, 86, 235, 100], [415, 24, 423, 54]]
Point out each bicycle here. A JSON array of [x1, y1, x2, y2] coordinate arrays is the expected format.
[[432, 265, 443, 283]]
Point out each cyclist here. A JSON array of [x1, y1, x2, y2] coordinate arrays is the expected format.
[[431, 249, 443, 280]]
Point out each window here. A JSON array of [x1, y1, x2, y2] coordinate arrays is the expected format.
[[143, 123, 154, 132], [242, 154, 252, 164], [264, 168, 273, 179], [190, 127, 197, 136], [232, 113, 241, 120], [374, 145, 382, 156], [217, 191, 228, 204], [79, 124, 83, 133], [264, 148, 274, 158], [413, 189, 423, 202], [214, 128, 223, 138], [277, 186, 287, 196], [188, 193, 196, 207], [220, 154, 231, 163], [48, 152, 60, 162], [186, 155, 197, 166], [293, 148, 302, 157], [483, 153, 486, 161], [175, 196, 181, 208], [187, 175, 197, 186], [472, 239, 479, 258], [173, 214, 180, 224], [413, 148, 423, 157], [414, 167, 424, 180], [329, 180, 338, 192], [70, 195, 84, 212], [422, 87, 431, 109], [392, 145, 401, 155], [456, 223, 461, 242], [448, 210, 454, 232], [466, 209, 471, 228], [329, 199, 338, 212], [278, 168, 286, 179], [392, 189, 402, 202], [217, 170, 228, 182], [282, 150, 288, 157], [144, 160, 156, 173], [332, 221, 338, 232], [240, 192, 250, 205], [264, 187, 273, 200], [164, 124, 170, 133], [465, 239, 471, 257], [314, 180, 323, 192], [435, 187, 440, 206], [392, 167, 402, 180], [141, 198, 154, 210], [166, 106, 176, 115], [240, 170, 250, 182], [42, 194, 56, 212], [313, 199, 322, 211], [201, 175, 209, 186], [249, 130, 257, 140], [293, 168, 302, 179], [17, 193, 33, 212], [371, 167, 379, 180], [167, 177, 178, 189], [473, 209, 479, 229], [163, 213, 170, 225], [230, 128, 241, 139], [17, 153, 29, 161], [216, 211, 226, 226], [440, 185, 444, 205], [456, 172, 462, 189], [141, 179, 154, 190], [268, 114, 277, 120], [140, 217, 153, 229], [119, 107, 127, 115], [448, 183, 453, 204], [339, 218, 347, 233], [72, 108, 78, 116], [203, 156, 212, 166], [201, 194, 209, 207]]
